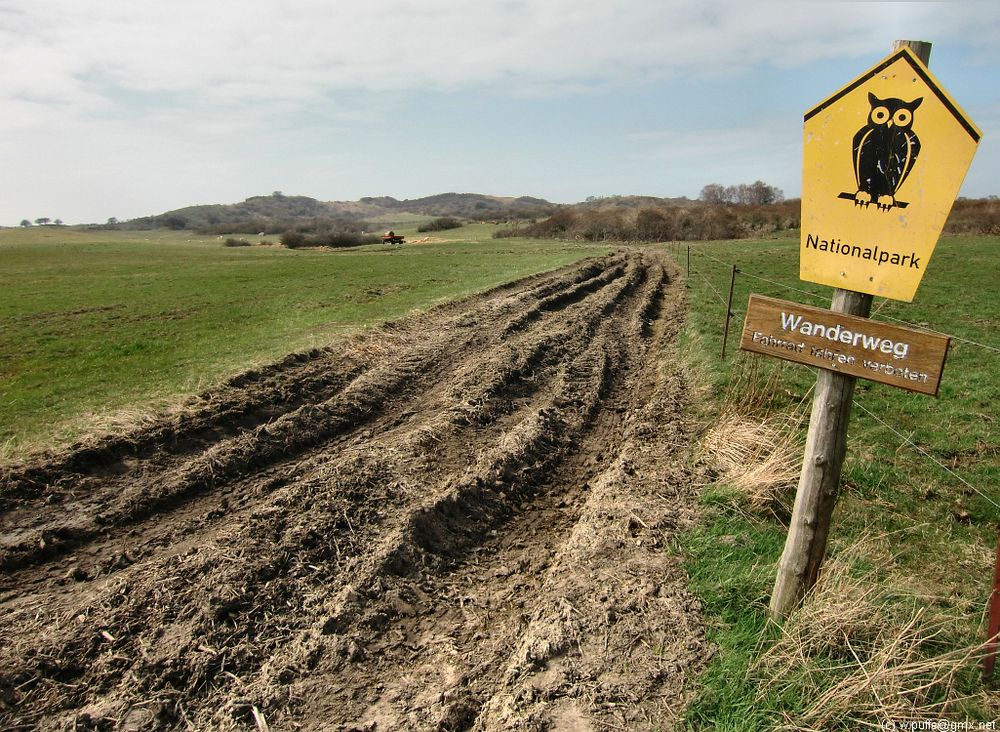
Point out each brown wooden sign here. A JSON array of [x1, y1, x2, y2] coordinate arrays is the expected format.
[[740, 294, 950, 395]]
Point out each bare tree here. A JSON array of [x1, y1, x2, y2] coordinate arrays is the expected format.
[[745, 180, 783, 205], [699, 184, 728, 205], [701, 181, 783, 206]]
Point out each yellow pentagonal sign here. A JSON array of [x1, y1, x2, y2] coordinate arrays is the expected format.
[[801, 47, 981, 301]]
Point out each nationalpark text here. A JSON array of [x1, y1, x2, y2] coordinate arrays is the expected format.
[[804, 233, 921, 270]]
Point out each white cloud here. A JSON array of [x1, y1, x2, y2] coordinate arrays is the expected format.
[[3, 1, 997, 121], [630, 117, 802, 196], [1, 1, 997, 221]]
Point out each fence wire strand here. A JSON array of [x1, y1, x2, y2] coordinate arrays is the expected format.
[[873, 313, 1000, 355], [684, 246, 999, 355], [694, 268, 730, 310], [683, 244, 997, 512], [854, 400, 1000, 513]]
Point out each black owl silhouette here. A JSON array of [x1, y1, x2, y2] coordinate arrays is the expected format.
[[849, 92, 922, 210]]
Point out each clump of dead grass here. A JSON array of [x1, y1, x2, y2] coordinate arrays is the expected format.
[[0, 436, 19, 464], [722, 352, 797, 418], [341, 324, 414, 364], [699, 356, 808, 516], [754, 537, 995, 729], [700, 414, 801, 515]]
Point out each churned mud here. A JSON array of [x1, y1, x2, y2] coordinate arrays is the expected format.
[[0, 249, 707, 731]]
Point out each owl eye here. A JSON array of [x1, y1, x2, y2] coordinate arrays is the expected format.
[[893, 109, 912, 127], [871, 106, 890, 124]]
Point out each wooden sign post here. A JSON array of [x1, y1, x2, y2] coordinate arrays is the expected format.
[[768, 287, 872, 618], [769, 39, 981, 620]]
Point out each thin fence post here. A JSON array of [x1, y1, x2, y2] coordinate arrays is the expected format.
[[985, 530, 1000, 684], [721, 264, 738, 360], [687, 245, 691, 281]]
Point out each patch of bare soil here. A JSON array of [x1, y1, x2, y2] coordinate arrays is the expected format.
[[0, 249, 707, 731]]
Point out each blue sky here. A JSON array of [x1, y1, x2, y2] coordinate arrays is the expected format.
[[1, 1, 998, 225]]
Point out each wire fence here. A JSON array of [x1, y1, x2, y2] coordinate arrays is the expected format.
[[675, 239, 997, 518], [683, 242, 1000, 354]]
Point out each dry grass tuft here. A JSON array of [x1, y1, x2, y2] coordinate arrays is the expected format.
[[754, 538, 995, 729], [701, 414, 801, 515], [698, 355, 811, 517], [340, 326, 413, 364], [722, 353, 796, 418], [0, 436, 18, 464]]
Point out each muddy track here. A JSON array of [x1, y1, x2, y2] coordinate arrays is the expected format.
[[0, 249, 707, 731]]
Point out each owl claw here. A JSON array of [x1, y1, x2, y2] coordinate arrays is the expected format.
[[877, 195, 896, 211], [854, 191, 872, 207]]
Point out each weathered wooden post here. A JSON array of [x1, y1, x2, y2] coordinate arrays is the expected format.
[[769, 286, 871, 617]]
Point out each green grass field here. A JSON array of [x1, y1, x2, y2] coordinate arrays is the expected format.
[[2, 223, 997, 725], [0, 224, 610, 456]]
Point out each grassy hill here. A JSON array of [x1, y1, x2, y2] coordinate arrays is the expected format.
[[99, 190, 999, 242], [356, 193, 554, 219], [119, 192, 559, 233]]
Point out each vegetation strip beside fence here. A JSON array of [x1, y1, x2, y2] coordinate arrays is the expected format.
[[675, 234, 999, 728]]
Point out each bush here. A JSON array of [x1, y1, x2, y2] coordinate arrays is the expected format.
[[944, 197, 1000, 235], [161, 215, 188, 230], [635, 209, 676, 241], [499, 199, 801, 243], [322, 232, 362, 247], [417, 217, 463, 233], [530, 209, 578, 238], [223, 237, 251, 247], [492, 224, 521, 239], [578, 210, 628, 241], [281, 230, 306, 248], [314, 231, 382, 247], [280, 229, 381, 249]]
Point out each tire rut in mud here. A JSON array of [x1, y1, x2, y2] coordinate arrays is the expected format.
[[0, 248, 707, 731]]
